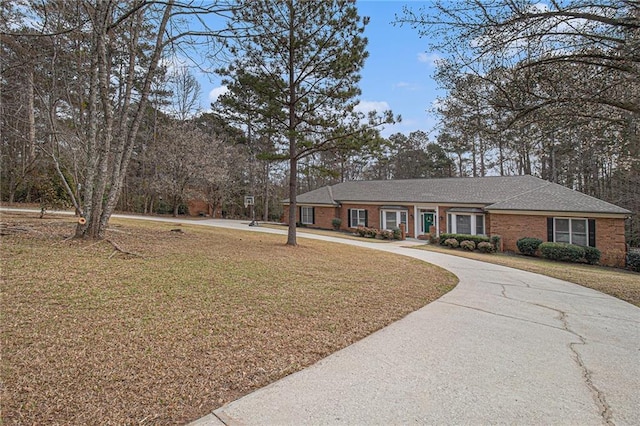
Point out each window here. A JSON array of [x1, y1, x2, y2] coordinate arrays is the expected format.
[[349, 209, 367, 227], [456, 215, 471, 234], [300, 206, 314, 225], [381, 210, 408, 230], [447, 213, 485, 235], [554, 218, 588, 246], [385, 211, 397, 229], [476, 215, 485, 235]]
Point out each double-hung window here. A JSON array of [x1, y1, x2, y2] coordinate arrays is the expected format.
[[447, 211, 485, 235], [300, 206, 314, 225], [381, 209, 407, 230], [554, 218, 588, 246], [349, 209, 367, 227]]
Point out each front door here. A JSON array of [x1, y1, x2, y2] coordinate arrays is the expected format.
[[422, 212, 434, 234]]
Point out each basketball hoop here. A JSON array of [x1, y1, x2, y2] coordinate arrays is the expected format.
[[244, 196, 254, 208]]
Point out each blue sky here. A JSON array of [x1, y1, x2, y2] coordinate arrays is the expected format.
[[202, 1, 442, 139], [355, 1, 442, 137]]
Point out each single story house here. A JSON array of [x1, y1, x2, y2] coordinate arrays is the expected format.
[[283, 175, 631, 267]]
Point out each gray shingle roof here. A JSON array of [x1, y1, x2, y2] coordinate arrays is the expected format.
[[291, 175, 630, 215]]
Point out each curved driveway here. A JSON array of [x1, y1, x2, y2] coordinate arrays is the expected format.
[[183, 219, 639, 426], [3, 211, 638, 424]]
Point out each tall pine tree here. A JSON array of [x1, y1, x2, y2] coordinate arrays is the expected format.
[[219, 0, 394, 245]]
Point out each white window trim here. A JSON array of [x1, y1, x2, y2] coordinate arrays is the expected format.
[[447, 213, 485, 235], [300, 206, 314, 225], [554, 217, 588, 246], [350, 209, 367, 228], [381, 209, 407, 230]]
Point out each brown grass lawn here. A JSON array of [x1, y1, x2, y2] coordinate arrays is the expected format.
[[0, 212, 456, 425], [416, 244, 640, 307]]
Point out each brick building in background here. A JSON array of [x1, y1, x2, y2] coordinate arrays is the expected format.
[[283, 175, 630, 267]]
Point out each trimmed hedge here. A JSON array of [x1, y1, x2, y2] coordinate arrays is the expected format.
[[627, 251, 640, 272], [516, 237, 543, 256], [477, 241, 496, 253], [539, 242, 585, 263], [460, 240, 476, 251], [444, 238, 459, 248], [583, 246, 601, 265], [490, 235, 501, 251], [439, 233, 490, 246]]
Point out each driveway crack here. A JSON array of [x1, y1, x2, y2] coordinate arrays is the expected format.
[[560, 312, 614, 426], [498, 285, 614, 425]]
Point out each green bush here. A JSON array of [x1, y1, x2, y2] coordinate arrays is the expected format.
[[477, 241, 496, 253], [439, 233, 490, 246], [444, 238, 459, 248], [627, 251, 640, 272], [393, 228, 402, 240], [331, 217, 342, 230], [583, 246, 601, 265], [539, 242, 585, 263], [490, 235, 501, 251], [460, 240, 476, 251], [516, 237, 543, 256]]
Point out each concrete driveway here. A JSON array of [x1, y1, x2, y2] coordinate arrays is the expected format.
[[185, 220, 639, 426], [2, 210, 638, 424]]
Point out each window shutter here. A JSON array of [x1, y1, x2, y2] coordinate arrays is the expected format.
[[311, 207, 315, 224], [347, 209, 352, 227], [298, 206, 302, 223], [547, 217, 554, 242], [588, 219, 596, 247], [364, 210, 368, 227]]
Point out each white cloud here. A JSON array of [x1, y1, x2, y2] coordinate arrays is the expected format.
[[355, 100, 390, 114], [393, 81, 422, 91], [417, 52, 442, 67], [208, 86, 229, 103]]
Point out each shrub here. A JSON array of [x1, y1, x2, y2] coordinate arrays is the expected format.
[[477, 241, 496, 253], [377, 229, 395, 240], [393, 228, 402, 240], [516, 237, 543, 256], [490, 235, 501, 251], [331, 217, 342, 230], [539, 242, 585, 263], [627, 251, 640, 272], [444, 238, 459, 248], [356, 226, 380, 238], [460, 240, 476, 251], [439, 233, 490, 246], [583, 246, 601, 265]]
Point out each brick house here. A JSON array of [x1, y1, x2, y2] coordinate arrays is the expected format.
[[283, 175, 631, 267]]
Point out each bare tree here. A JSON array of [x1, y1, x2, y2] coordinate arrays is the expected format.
[[2, 0, 237, 238]]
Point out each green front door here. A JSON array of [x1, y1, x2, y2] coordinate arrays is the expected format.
[[423, 213, 434, 233]]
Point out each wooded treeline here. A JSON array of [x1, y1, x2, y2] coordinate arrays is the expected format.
[[400, 0, 640, 246], [1, 0, 638, 245]]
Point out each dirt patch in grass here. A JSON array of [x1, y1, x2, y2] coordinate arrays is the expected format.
[[0, 212, 456, 425], [416, 244, 640, 307]]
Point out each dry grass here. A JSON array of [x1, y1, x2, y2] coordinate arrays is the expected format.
[[0, 212, 456, 425], [416, 244, 640, 307], [260, 223, 389, 242]]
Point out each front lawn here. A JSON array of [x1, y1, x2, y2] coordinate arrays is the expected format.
[[0, 212, 456, 424]]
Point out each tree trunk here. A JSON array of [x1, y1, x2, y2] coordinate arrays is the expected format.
[[287, 156, 297, 245]]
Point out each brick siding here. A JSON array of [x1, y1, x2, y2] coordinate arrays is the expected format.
[[489, 213, 627, 267], [285, 205, 626, 267]]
